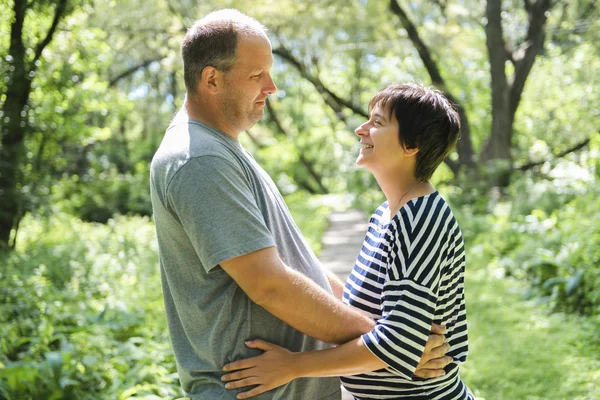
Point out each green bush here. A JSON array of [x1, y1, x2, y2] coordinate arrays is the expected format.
[[0, 214, 181, 400], [455, 156, 600, 315]]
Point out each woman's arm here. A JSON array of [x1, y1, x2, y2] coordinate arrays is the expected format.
[[221, 337, 382, 399]]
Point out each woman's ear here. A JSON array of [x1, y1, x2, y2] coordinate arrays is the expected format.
[[403, 146, 419, 157]]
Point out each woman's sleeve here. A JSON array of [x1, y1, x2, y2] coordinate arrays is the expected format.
[[361, 200, 453, 380], [361, 277, 438, 380]]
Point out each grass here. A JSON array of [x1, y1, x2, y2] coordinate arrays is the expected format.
[[462, 268, 600, 400]]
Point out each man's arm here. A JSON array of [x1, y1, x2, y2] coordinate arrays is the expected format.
[[221, 246, 374, 345], [221, 247, 451, 372], [324, 268, 345, 300]]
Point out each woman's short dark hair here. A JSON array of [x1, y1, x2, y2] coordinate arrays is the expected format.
[[181, 9, 268, 96], [370, 83, 461, 180]]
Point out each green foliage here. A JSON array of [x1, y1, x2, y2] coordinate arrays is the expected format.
[[462, 268, 600, 400], [0, 214, 181, 400], [1, 185, 599, 398], [454, 139, 600, 315], [284, 192, 332, 255], [1, 0, 599, 394]]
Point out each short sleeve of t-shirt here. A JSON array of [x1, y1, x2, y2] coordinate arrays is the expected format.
[[166, 155, 276, 272], [361, 196, 451, 380]]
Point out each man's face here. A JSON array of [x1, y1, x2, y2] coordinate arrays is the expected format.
[[218, 34, 277, 132]]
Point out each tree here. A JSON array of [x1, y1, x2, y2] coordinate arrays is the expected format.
[[0, 0, 71, 248], [480, 0, 552, 182], [261, 0, 593, 186]]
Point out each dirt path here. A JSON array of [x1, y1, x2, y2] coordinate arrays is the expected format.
[[318, 209, 369, 400]]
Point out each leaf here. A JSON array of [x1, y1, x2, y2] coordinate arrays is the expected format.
[[60, 377, 80, 389], [82, 355, 97, 366], [566, 271, 583, 296], [542, 277, 569, 290], [45, 351, 63, 375], [0, 379, 10, 399]]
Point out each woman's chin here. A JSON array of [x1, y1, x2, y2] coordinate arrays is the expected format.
[[355, 157, 370, 170]]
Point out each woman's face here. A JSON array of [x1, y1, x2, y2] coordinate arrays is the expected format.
[[355, 103, 405, 174]]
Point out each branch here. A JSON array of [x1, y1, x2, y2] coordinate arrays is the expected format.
[[517, 136, 593, 171], [272, 45, 367, 119], [32, 0, 68, 68], [445, 157, 459, 173], [435, 0, 447, 15], [389, 0, 445, 86], [505, 43, 516, 64], [582, 0, 598, 19], [108, 58, 162, 87], [265, 98, 287, 138], [509, 0, 552, 116], [9, 0, 26, 56], [486, 0, 509, 86], [389, 0, 475, 168], [244, 129, 264, 149], [165, 0, 188, 33], [265, 99, 329, 194]]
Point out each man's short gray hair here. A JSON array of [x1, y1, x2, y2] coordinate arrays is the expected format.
[[181, 9, 268, 95]]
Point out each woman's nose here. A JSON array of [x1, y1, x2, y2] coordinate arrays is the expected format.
[[355, 121, 370, 137]]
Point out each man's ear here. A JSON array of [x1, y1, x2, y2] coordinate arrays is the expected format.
[[198, 66, 222, 95]]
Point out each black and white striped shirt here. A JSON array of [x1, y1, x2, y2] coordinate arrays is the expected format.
[[341, 191, 472, 399]]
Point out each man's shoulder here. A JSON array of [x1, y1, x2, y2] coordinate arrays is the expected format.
[[152, 120, 240, 174]]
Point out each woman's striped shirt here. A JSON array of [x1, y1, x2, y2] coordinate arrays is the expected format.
[[341, 191, 472, 399]]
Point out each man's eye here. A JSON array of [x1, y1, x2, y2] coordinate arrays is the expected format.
[[373, 120, 381, 126]]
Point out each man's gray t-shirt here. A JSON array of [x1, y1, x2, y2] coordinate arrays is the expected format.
[[150, 118, 341, 400]]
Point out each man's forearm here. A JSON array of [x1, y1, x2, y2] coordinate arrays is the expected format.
[[255, 265, 374, 344], [220, 247, 374, 345], [325, 268, 345, 300]]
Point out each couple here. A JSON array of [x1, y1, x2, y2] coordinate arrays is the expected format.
[[150, 9, 473, 400]]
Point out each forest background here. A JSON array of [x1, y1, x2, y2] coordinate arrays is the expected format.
[[1, 0, 599, 399]]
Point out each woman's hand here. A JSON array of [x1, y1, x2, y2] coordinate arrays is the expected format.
[[222, 339, 300, 399]]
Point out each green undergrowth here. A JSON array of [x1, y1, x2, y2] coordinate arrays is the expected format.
[[0, 213, 181, 400], [462, 268, 600, 400]]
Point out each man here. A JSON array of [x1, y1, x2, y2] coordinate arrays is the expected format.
[[150, 9, 450, 400]]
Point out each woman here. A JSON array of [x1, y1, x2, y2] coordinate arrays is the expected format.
[[222, 83, 474, 399]]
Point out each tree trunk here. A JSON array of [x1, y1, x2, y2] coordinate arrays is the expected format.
[[481, 0, 513, 164], [481, 0, 552, 186], [0, 0, 29, 248], [0, 0, 69, 247]]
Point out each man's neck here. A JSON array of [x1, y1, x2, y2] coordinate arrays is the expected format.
[[184, 98, 240, 139]]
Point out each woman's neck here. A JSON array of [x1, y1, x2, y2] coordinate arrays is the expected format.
[[375, 172, 434, 221]]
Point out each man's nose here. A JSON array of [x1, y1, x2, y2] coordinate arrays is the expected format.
[[262, 74, 277, 94]]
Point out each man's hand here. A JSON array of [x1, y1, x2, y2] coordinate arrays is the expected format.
[[222, 339, 299, 399], [414, 323, 453, 378]]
